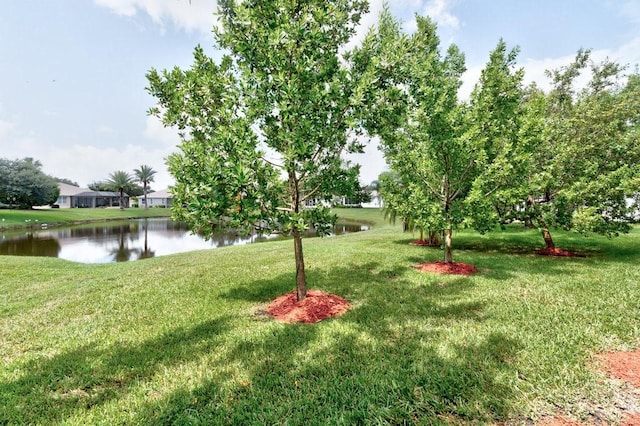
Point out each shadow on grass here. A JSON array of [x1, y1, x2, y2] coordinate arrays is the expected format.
[[130, 318, 521, 424], [385, 224, 640, 268], [0, 317, 231, 425], [221, 260, 484, 323]]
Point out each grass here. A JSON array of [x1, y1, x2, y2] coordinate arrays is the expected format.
[[1, 208, 639, 424], [0, 208, 171, 230]]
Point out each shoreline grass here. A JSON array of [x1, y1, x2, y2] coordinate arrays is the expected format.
[[1, 208, 639, 424], [0, 207, 171, 231]]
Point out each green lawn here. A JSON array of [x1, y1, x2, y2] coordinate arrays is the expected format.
[[1, 208, 639, 424], [0, 207, 171, 229]]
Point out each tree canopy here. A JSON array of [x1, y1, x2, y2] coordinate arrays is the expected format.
[[134, 165, 157, 209], [0, 158, 59, 209], [510, 52, 640, 249], [360, 11, 527, 263], [147, 0, 372, 300], [105, 170, 136, 210]]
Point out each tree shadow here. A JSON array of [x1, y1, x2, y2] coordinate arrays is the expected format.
[[220, 260, 485, 323], [131, 320, 521, 424], [0, 317, 231, 424]]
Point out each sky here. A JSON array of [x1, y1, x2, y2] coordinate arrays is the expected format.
[[1, 1, 640, 190]]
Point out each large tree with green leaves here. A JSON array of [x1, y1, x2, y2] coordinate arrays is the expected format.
[[516, 52, 640, 250], [105, 170, 136, 210], [0, 158, 59, 209], [357, 12, 467, 263], [133, 165, 157, 209], [147, 0, 371, 301], [360, 11, 526, 264]]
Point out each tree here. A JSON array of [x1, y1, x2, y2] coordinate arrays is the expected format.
[[517, 52, 640, 250], [133, 165, 157, 209], [88, 181, 109, 192], [105, 170, 135, 210], [378, 171, 441, 245], [147, 0, 371, 301], [360, 12, 527, 263], [0, 158, 59, 208], [463, 40, 532, 233], [93, 178, 143, 197], [54, 177, 79, 187]]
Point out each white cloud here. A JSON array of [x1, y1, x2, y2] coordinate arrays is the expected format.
[[45, 143, 174, 189], [346, 136, 388, 185], [94, 0, 218, 34], [517, 36, 640, 94], [1, 116, 175, 190], [422, 0, 459, 29], [143, 114, 181, 146]]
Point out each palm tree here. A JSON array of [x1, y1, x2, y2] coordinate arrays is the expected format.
[[106, 170, 135, 210], [133, 165, 157, 209]]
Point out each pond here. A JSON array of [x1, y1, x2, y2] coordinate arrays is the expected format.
[[0, 218, 369, 263]]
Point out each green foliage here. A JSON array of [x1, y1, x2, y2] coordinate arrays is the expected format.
[[133, 165, 156, 189], [360, 12, 526, 262], [54, 177, 79, 187], [147, 0, 372, 299], [517, 52, 640, 245], [133, 165, 157, 209], [104, 170, 137, 209], [0, 157, 59, 208]]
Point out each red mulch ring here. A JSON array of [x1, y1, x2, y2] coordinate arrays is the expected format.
[[537, 350, 640, 425], [595, 349, 640, 388], [267, 289, 350, 324], [536, 247, 585, 257], [413, 261, 477, 275], [409, 239, 440, 247]]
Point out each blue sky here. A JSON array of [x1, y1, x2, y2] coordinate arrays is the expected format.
[[1, 1, 639, 190]]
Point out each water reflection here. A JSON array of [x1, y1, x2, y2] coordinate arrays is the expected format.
[[0, 234, 61, 257], [0, 218, 368, 264]]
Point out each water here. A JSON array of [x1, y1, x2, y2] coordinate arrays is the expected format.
[[0, 218, 368, 263]]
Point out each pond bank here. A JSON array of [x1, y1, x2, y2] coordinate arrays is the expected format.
[[0, 208, 171, 231]]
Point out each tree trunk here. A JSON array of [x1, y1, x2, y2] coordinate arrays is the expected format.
[[293, 229, 307, 301], [144, 182, 148, 210], [542, 227, 555, 249], [428, 230, 441, 246], [119, 189, 124, 210], [444, 228, 453, 263], [524, 216, 534, 229], [524, 195, 535, 228]]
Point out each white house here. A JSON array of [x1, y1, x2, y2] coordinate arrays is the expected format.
[[55, 182, 128, 208], [140, 189, 172, 208]]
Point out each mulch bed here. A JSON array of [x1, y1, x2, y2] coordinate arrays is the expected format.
[[535, 247, 585, 257], [538, 350, 640, 425], [595, 350, 640, 388], [413, 261, 477, 275], [267, 289, 350, 323], [409, 239, 440, 247]]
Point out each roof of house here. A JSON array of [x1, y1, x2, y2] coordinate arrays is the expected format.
[[57, 182, 127, 197], [146, 189, 171, 198], [75, 191, 122, 197], [58, 182, 88, 196]]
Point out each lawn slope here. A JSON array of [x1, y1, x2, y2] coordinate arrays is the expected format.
[[1, 208, 639, 424]]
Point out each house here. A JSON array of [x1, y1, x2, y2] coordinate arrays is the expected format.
[[140, 189, 172, 208], [55, 182, 129, 208]]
